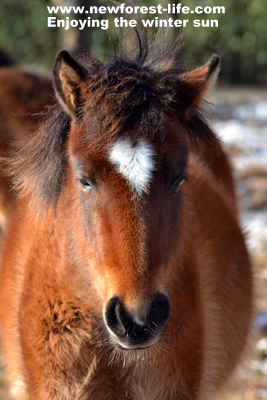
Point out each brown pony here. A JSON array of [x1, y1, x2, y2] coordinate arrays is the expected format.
[[0, 34, 253, 400], [0, 66, 53, 227]]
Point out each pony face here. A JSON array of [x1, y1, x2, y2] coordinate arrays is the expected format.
[[54, 44, 219, 350], [66, 112, 190, 349], [10, 36, 220, 350]]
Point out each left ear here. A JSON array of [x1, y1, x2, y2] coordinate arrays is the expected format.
[[53, 50, 89, 119], [175, 55, 220, 115]]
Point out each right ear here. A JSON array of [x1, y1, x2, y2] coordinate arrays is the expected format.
[[53, 50, 89, 119], [173, 55, 220, 116]]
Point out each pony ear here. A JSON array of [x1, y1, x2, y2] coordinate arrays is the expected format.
[[53, 50, 88, 118], [176, 55, 220, 115]]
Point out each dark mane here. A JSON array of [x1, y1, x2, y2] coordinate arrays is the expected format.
[[7, 105, 70, 212], [8, 32, 216, 213]]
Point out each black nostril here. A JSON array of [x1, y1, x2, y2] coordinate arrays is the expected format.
[[148, 292, 170, 331], [105, 297, 128, 337], [105, 293, 170, 346]]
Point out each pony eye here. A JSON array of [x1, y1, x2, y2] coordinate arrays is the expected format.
[[79, 178, 92, 192], [172, 176, 187, 192]]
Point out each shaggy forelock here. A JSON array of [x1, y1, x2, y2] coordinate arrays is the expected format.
[[76, 32, 186, 149], [79, 71, 163, 151]]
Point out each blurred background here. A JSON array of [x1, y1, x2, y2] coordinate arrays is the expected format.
[[0, 0, 267, 83], [0, 0, 266, 399]]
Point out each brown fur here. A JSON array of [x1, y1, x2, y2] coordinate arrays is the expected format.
[[0, 66, 54, 226], [0, 33, 253, 399]]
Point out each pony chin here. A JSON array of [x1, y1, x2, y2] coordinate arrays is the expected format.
[[106, 338, 163, 369]]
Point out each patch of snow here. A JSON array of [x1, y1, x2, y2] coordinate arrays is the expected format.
[[214, 119, 245, 145], [214, 112, 267, 254], [214, 120, 267, 165], [241, 210, 267, 252], [233, 102, 267, 122]]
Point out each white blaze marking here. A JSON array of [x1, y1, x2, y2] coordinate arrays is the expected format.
[[109, 138, 154, 197]]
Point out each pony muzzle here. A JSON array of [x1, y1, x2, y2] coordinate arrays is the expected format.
[[104, 292, 170, 349]]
